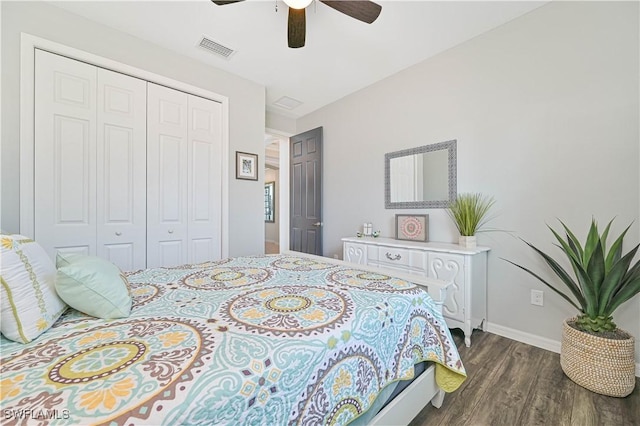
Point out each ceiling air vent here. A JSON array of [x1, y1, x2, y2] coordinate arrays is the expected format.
[[273, 96, 303, 110], [198, 36, 236, 60]]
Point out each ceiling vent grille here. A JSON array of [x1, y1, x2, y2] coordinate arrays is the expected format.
[[198, 36, 236, 59], [273, 96, 303, 110]]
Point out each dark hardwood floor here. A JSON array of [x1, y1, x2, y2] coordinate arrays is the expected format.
[[409, 330, 640, 426]]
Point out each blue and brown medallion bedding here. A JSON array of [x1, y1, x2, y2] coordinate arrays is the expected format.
[[0, 254, 466, 425]]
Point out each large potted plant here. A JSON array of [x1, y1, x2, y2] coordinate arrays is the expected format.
[[447, 193, 495, 248], [505, 218, 639, 397]]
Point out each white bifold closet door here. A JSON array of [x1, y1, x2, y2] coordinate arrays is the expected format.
[[35, 50, 146, 270], [95, 67, 147, 270], [35, 50, 222, 270], [146, 83, 222, 268], [35, 50, 98, 259]]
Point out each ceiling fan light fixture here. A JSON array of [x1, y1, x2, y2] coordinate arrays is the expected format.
[[283, 0, 312, 10]]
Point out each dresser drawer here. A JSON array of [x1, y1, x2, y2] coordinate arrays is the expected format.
[[377, 247, 411, 267], [367, 245, 379, 261], [409, 250, 427, 271]]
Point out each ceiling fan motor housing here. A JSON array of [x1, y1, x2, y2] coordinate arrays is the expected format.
[[211, 0, 382, 48]]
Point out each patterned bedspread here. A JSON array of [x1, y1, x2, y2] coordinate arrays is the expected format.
[[1, 254, 466, 425]]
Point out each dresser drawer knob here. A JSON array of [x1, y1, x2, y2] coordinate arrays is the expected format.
[[386, 252, 401, 261]]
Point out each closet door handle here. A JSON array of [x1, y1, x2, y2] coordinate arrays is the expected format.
[[115, 231, 122, 236], [385, 252, 401, 261], [168, 229, 174, 234]]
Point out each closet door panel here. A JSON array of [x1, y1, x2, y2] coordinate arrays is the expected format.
[[159, 135, 183, 220], [188, 96, 223, 263], [35, 50, 97, 259], [96, 68, 147, 271], [103, 244, 134, 271], [159, 241, 184, 267], [147, 83, 189, 268]]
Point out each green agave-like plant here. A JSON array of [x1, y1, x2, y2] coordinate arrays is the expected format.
[[447, 193, 496, 236], [505, 218, 640, 334]]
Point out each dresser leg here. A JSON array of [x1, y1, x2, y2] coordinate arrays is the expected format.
[[464, 320, 472, 347]]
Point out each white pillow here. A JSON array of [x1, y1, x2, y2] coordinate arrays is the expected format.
[[1, 234, 67, 343]]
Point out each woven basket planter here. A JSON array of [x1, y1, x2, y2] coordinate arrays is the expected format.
[[560, 318, 636, 397]]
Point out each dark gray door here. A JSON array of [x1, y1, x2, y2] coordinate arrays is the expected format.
[[290, 127, 322, 255]]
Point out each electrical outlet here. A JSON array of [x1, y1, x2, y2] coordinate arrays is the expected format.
[[531, 290, 544, 306]]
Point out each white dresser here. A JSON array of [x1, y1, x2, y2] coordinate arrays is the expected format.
[[342, 237, 489, 347]]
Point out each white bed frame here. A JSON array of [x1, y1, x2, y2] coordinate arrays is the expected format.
[[283, 251, 451, 425]]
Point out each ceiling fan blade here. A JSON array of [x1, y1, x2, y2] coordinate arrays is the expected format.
[[320, 1, 381, 24], [288, 7, 306, 48], [211, 0, 244, 5]]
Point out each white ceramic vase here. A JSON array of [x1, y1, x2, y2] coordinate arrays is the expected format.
[[459, 235, 477, 248]]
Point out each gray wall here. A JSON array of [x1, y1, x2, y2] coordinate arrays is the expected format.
[[297, 1, 640, 361], [265, 168, 279, 244], [266, 111, 296, 135], [1, 1, 266, 256]]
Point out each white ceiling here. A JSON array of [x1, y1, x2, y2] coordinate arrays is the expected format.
[[50, 0, 548, 119]]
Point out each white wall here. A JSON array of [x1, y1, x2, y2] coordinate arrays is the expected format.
[[297, 1, 640, 362], [1, 1, 265, 256]]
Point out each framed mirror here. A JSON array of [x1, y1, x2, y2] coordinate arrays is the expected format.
[[385, 140, 457, 209], [265, 181, 275, 222]]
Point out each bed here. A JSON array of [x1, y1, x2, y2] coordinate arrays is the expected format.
[[0, 251, 466, 425]]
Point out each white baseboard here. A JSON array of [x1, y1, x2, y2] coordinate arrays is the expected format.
[[485, 322, 640, 377], [486, 322, 562, 353]]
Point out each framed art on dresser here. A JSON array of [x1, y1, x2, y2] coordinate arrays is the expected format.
[[395, 214, 429, 242]]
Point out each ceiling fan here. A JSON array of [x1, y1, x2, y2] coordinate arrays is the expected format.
[[211, 0, 382, 48]]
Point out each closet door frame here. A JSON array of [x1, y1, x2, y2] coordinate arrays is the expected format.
[[19, 33, 230, 259]]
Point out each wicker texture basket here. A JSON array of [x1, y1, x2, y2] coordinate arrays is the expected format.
[[560, 318, 636, 397]]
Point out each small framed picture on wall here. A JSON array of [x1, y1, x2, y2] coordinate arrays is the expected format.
[[236, 151, 258, 181], [395, 214, 429, 242]]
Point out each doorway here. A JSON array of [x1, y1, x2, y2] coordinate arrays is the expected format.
[[264, 136, 280, 254], [264, 130, 292, 254]]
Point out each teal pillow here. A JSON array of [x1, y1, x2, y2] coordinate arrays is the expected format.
[[55, 253, 132, 319]]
